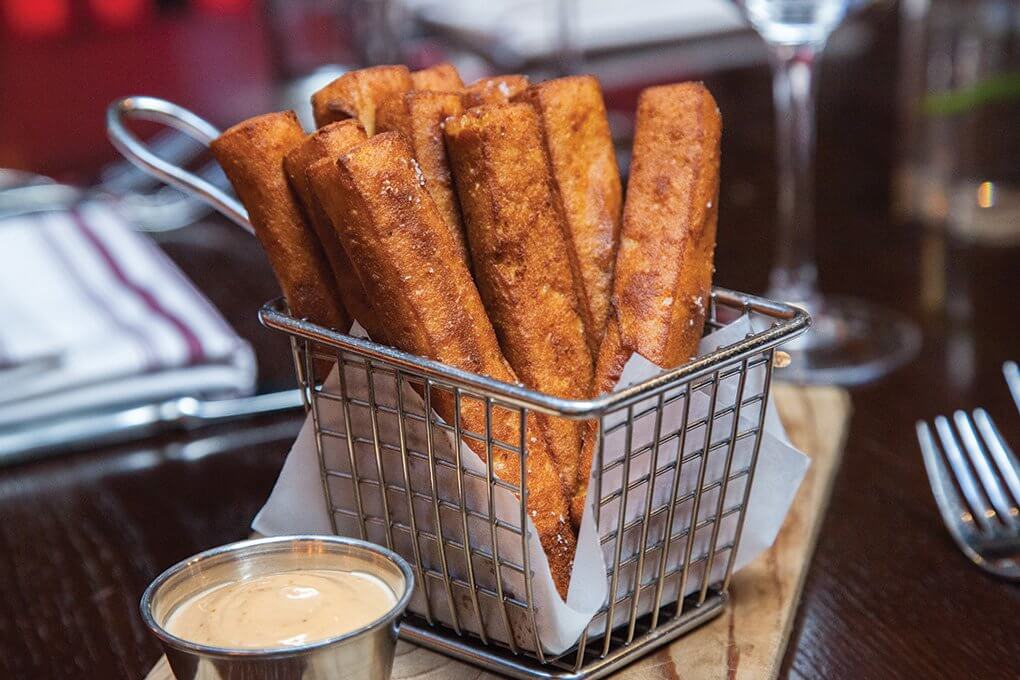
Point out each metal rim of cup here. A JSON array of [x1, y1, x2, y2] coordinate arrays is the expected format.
[[140, 534, 415, 659]]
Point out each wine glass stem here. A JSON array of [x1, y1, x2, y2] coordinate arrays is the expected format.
[[767, 41, 824, 306]]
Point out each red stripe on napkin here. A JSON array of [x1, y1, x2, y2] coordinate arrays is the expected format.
[[70, 209, 205, 366], [39, 215, 158, 370]]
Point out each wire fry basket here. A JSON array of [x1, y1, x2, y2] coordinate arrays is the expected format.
[[104, 97, 810, 677], [260, 286, 809, 679]]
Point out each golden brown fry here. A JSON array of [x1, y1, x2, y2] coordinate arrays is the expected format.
[[410, 62, 463, 91], [310, 65, 412, 132], [571, 82, 722, 527], [325, 132, 576, 596], [282, 120, 388, 343], [516, 75, 622, 355], [376, 90, 469, 265], [615, 82, 720, 365], [445, 103, 593, 496], [304, 157, 389, 345], [461, 74, 529, 107], [210, 111, 349, 331]]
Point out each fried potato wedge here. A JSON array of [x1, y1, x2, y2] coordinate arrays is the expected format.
[[311, 65, 412, 133], [411, 62, 464, 91], [516, 75, 622, 355], [445, 103, 594, 496], [376, 90, 469, 265], [211, 111, 349, 331], [572, 82, 721, 527], [284, 120, 388, 342]]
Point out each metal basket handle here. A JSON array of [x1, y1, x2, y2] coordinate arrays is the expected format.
[[106, 96, 253, 234]]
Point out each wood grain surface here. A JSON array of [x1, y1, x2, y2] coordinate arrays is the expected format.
[[146, 384, 850, 680]]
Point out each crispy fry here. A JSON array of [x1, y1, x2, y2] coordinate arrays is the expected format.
[[615, 83, 720, 365], [516, 75, 622, 355], [311, 65, 412, 132], [324, 132, 576, 595], [376, 90, 469, 265], [210, 111, 349, 331], [462, 74, 529, 107], [571, 82, 722, 527], [410, 62, 463, 91], [283, 120, 388, 343], [445, 103, 593, 496], [304, 157, 389, 345]]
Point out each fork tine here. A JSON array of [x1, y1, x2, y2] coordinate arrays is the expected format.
[[917, 421, 981, 537], [953, 411, 1018, 530], [973, 408, 1020, 513], [1005, 361, 1020, 415], [933, 415, 995, 533]]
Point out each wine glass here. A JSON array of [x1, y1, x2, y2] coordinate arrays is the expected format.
[[733, 0, 920, 385]]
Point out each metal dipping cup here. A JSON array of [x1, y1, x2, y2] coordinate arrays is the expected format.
[[141, 535, 414, 680]]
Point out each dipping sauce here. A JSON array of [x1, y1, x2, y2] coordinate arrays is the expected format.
[[165, 569, 397, 649]]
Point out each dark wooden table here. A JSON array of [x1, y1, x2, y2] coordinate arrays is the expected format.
[[2, 10, 1018, 680]]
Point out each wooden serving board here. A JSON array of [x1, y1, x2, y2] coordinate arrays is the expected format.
[[147, 384, 851, 680]]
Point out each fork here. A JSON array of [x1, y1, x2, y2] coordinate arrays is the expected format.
[[1005, 361, 1020, 414], [916, 409, 1020, 580]]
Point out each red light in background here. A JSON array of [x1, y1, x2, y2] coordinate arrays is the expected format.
[[88, 0, 150, 29], [3, 0, 70, 38], [195, 0, 252, 15]]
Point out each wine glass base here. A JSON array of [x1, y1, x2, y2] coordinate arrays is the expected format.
[[775, 295, 921, 386]]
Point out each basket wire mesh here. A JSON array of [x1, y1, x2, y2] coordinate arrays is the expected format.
[[260, 287, 809, 679]]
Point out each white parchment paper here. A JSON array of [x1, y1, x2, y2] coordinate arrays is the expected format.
[[253, 314, 809, 654]]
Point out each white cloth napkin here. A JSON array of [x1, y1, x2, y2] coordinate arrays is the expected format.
[[0, 201, 255, 428]]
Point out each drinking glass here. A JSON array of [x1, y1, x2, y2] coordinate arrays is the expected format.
[[895, 0, 1020, 245], [733, 0, 920, 385]]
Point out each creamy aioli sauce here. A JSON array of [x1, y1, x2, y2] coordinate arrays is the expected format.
[[165, 569, 397, 649]]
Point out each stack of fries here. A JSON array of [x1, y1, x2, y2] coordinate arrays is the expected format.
[[210, 63, 721, 598]]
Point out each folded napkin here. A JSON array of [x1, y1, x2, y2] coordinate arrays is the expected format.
[[0, 201, 255, 429]]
